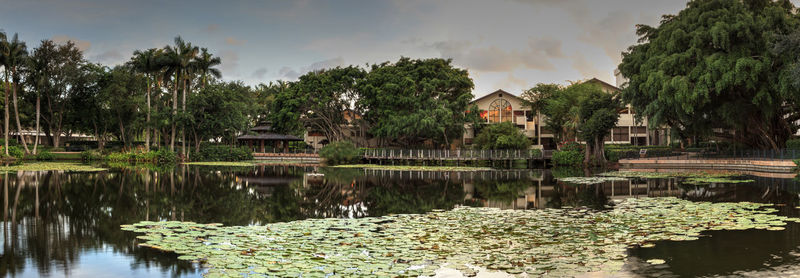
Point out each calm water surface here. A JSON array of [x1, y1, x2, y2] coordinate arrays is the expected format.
[[1, 164, 800, 277]]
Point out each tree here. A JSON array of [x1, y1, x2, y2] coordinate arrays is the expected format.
[[0, 33, 29, 153], [193, 48, 221, 88], [163, 36, 198, 152], [186, 81, 253, 151], [270, 66, 366, 142], [618, 0, 800, 150], [38, 40, 84, 148], [521, 83, 562, 145], [576, 85, 620, 165], [129, 48, 165, 152], [541, 82, 582, 146], [25, 40, 57, 155], [472, 122, 530, 150], [0, 30, 8, 156], [357, 57, 474, 147]]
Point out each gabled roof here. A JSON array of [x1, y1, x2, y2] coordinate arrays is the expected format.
[[470, 89, 524, 104], [584, 78, 621, 92], [237, 133, 303, 141]]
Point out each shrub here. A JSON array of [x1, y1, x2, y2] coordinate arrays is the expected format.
[[551, 150, 582, 166], [472, 122, 530, 150], [319, 141, 361, 165], [787, 139, 800, 150], [81, 150, 104, 161], [154, 148, 178, 163], [35, 151, 55, 161], [794, 159, 800, 171], [2, 146, 24, 159], [559, 141, 584, 152], [195, 145, 253, 161]]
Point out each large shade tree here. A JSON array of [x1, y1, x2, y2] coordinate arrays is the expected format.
[[618, 0, 799, 150], [576, 85, 620, 165], [358, 57, 475, 147], [270, 66, 366, 142]]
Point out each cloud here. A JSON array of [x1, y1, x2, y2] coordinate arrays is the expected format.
[[279, 67, 301, 80], [51, 35, 91, 51], [219, 50, 240, 75], [251, 68, 268, 79], [92, 50, 125, 65], [279, 57, 345, 80], [431, 38, 563, 72], [225, 37, 245, 46], [571, 52, 606, 80]]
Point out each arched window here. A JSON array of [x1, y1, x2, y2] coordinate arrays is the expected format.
[[488, 99, 512, 123]]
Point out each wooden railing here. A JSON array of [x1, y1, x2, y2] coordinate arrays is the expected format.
[[362, 149, 551, 160]]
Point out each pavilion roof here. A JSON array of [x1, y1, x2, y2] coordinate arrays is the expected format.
[[237, 133, 303, 141]]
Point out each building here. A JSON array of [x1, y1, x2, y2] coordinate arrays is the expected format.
[[238, 124, 303, 153], [463, 77, 669, 150]]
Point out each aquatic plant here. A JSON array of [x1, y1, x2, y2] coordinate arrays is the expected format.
[[682, 177, 755, 185], [0, 162, 107, 172], [182, 161, 256, 167], [124, 197, 800, 277], [599, 170, 742, 179], [558, 176, 629, 185]]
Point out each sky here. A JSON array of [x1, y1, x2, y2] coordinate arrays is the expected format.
[[0, 0, 713, 99]]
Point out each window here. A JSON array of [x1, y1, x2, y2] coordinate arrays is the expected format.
[[488, 99, 512, 123], [612, 127, 629, 142]]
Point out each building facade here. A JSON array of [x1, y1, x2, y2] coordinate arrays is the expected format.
[[463, 78, 669, 150]]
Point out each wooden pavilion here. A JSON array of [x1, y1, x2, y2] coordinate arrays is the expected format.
[[237, 124, 303, 153]]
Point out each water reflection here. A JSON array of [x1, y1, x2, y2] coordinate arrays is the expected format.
[[0, 164, 798, 277]]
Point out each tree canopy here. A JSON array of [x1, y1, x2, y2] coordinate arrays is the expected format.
[[358, 57, 475, 147], [618, 0, 800, 149], [472, 122, 530, 150]]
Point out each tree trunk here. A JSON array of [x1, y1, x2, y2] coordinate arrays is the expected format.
[[170, 74, 178, 152], [33, 92, 40, 155], [182, 78, 187, 158], [10, 72, 29, 154], [145, 78, 151, 152], [4, 78, 9, 157]]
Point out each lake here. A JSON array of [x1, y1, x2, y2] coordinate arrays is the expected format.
[[2, 163, 800, 277]]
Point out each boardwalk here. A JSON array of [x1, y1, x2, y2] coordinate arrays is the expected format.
[[362, 149, 552, 161]]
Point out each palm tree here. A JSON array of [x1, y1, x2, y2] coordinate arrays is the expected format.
[[1, 34, 29, 154], [163, 36, 198, 154], [129, 48, 165, 152], [0, 30, 7, 157], [193, 48, 221, 88]]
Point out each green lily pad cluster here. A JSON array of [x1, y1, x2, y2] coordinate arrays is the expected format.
[[0, 162, 107, 173], [557, 176, 629, 185], [182, 161, 257, 167], [682, 177, 755, 185], [123, 197, 800, 277], [599, 171, 741, 179]]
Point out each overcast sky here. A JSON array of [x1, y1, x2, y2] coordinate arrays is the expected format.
[[0, 0, 744, 98]]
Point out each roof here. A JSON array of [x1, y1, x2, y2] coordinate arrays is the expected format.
[[470, 89, 524, 104], [584, 78, 621, 92], [237, 133, 303, 141], [251, 125, 273, 132]]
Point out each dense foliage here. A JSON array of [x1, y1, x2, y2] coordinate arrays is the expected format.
[[358, 58, 476, 147], [472, 122, 530, 150], [270, 66, 366, 139], [786, 139, 800, 150], [551, 150, 583, 166], [618, 0, 800, 150], [194, 145, 253, 161], [576, 84, 620, 165], [319, 141, 361, 165]]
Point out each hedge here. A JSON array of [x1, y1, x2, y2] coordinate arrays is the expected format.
[[551, 150, 582, 166]]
